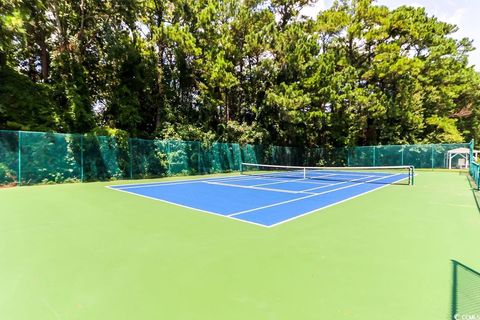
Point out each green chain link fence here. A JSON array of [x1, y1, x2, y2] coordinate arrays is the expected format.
[[0, 130, 471, 187]]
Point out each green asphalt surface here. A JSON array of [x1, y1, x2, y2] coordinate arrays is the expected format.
[[0, 171, 479, 320]]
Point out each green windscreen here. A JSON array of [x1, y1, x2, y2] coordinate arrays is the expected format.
[[130, 138, 168, 179], [0, 130, 471, 187], [374, 145, 404, 166], [82, 135, 130, 181], [19, 131, 82, 185]]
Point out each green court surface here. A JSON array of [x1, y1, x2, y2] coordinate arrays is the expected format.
[[0, 171, 479, 320]]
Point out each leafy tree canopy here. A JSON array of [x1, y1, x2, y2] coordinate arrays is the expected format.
[[1, 0, 479, 147]]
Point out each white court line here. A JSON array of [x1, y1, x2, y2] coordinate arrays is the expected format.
[[250, 174, 338, 187], [203, 181, 317, 195], [251, 178, 307, 187], [300, 175, 376, 192], [244, 175, 336, 185], [109, 172, 318, 190], [110, 174, 268, 190], [108, 174, 241, 189], [267, 174, 410, 228], [113, 180, 204, 189], [110, 171, 351, 191], [228, 173, 403, 217], [105, 186, 268, 228], [114, 173, 337, 190], [207, 175, 267, 183], [107, 171, 410, 228], [264, 177, 339, 185]]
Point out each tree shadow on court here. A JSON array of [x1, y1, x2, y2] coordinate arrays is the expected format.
[[450, 260, 480, 320]]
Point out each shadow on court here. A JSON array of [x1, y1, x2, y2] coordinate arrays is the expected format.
[[450, 260, 480, 320]]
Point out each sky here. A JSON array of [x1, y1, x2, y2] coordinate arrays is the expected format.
[[299, 0, 480, 71]]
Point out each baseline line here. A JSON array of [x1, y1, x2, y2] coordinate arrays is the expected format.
[[114, 180, 204, 189], [109, 174, 273, 190], [105, 186, 269, 228]]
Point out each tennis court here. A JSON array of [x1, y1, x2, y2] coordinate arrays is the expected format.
[[108, 164, 414, 227], [1, 170, 480, 320]]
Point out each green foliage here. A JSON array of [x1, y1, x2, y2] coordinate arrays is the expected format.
[[0, 162, 15, 184], [158, 123, 216, 144], [220, 120, 269, 145], [0, 0, 479, 148], [424, 116, 463, 143], [0, 66, 60, 131]]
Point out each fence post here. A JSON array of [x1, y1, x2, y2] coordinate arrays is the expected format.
[[401, 147, 404, 165], [17, 131, 22, 186], [80, 134, 84, 182], [431, 145, 434, 169], [470, 139, 475, 165], [235, 143, 241, 171], [372, 146, 376, 166], [197, 142, 202, 173], [346, 147, 350, 167], [129, 138, 133, 179], [345, 147, 350, 167], [167, 140, 171, 175]]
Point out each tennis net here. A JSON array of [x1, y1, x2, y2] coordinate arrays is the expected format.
[[240, 163, 415, 185]]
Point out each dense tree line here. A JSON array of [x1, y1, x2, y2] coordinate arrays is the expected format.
[[1, 0, 479, 148]]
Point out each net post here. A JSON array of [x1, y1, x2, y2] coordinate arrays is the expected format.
[[17, 131, 22, 186], [240, 162, 243, 174], [80, 134, 84, 182], [410, 166, 415, 186], [372, 147, 376, 166]]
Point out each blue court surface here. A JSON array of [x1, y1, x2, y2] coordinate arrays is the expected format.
[[108, 170, 410, 227]]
